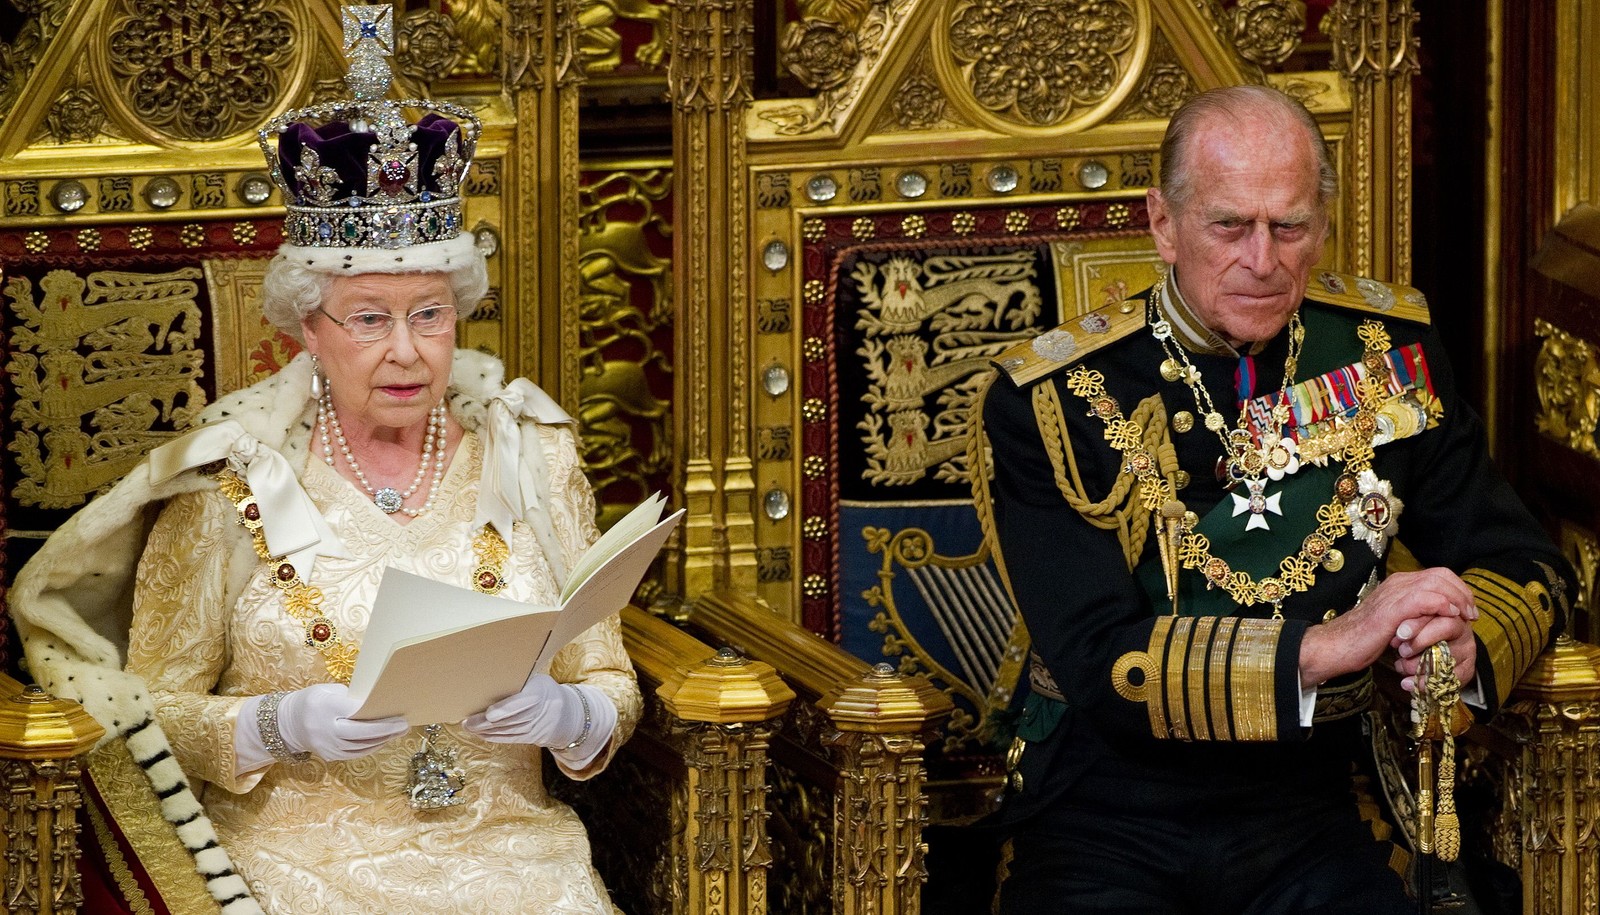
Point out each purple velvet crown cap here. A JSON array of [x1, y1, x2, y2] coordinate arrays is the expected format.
[[278, 112, 463, 204]]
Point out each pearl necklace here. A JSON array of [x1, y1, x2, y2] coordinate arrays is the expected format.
[[317, 393, 447, 516]]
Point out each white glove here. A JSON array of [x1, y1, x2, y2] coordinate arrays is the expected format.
[[271, 684, 409, 762], [463, 674, 616, 756]]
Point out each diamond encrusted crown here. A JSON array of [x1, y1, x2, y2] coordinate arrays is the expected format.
[[257, 4, 481, 251]]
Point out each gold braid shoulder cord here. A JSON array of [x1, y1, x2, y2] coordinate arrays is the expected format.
[[1033, 381, 1181, 571], [1062, 318, 1396, 618]]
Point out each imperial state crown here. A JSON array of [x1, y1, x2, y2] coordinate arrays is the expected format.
[[256, 4, 481, 254]]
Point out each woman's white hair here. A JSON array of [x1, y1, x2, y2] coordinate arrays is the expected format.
[[260, 232, 490, 342]]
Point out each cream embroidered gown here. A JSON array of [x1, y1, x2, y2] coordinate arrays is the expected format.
[[125, 431, 640, 914]]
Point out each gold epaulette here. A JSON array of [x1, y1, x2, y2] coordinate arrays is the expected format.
[[1304, 270, 1432, 325], [994, 299, 1147, 386]]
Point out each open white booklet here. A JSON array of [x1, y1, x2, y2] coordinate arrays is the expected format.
[[347, 494, 683, 724]]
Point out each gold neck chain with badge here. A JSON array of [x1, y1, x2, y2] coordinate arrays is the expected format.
[[1150, 278, 1305, 531], [211, 466, 509, 683], [1064, 317, 1398, 618]]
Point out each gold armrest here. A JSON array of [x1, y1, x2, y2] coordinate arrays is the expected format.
[[689, 589, 954, 915], [0, 674, 106, 915]]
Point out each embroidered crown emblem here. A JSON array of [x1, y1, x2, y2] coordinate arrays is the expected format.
[[256, 4, 480, 251]]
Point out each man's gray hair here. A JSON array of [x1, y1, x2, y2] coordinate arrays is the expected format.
[[259, 251, 489, 344], [1158, 85, 1339, 209]]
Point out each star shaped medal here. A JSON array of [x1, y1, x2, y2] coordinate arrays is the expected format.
[[1231, 478, 1283, 531]]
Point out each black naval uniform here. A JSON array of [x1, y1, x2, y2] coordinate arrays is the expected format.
[[979, 272, 1572, 914]]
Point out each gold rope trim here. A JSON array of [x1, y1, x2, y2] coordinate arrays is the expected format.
[[1032, 382, 1174, 571], [87, 742, 219, 915], [85, 789, 159, 915]]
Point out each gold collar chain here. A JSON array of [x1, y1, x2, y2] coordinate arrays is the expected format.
[[212, 466, 508, 682], [1151, 277, 1303, 485], [1063, 318, 1395, 618]]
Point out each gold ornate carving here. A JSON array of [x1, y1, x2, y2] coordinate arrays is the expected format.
[[0, 0, 63, 116], [880, 54, 959, 132], [1230, 0, 1307, 68], [933, 0, 1151, 135], [755, 0, 913, 136], [1496, 639, 1600, 915], [41, 84, 117, 144], [578, 168, 674, 529], [100, 0, 299, 142], [1111, 30, 1194, 121], [5, 268, 206, 508], [0, 681, 104, 915], [395, 8, 465, 81], [817, 665, 948, 915], [504, 0, 546, 90], [780, 17, 862, 90], [445, 0, 503, 76], [1533, 319, 1600, 460], [767, 760, 834, 914], [1560, 523, 1599, 644], [577, 0, 670, 73], [612, 614, 790, 915], [1327, 0, 1419, 281]]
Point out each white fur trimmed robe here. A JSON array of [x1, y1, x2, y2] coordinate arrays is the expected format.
[[11, 350, 640, 914]]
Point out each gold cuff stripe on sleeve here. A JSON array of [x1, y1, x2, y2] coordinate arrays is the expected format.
[[1462, 569, 1552, 701], [1164, 617, 1193, 741], [1229, 619, 1283, 742], [1208, 617, 1241, 742], [1464, 571, 1536, 663], [1465, 571, 1539, 656], [1148, 616, 1176, 739], [1186, 616, 1220, 742]]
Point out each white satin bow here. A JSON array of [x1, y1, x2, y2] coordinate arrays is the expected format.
[[149, 421, 347, 580]]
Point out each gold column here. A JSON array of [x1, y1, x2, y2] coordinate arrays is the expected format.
[[619, 607, 794, 915], [503, 0, 586, 401], [819, 666, 950, 915], [691, 590, 954, 915], [0, 677, 105, 915], [667, 0, 758, 598], [1328, 0, 1419, 283], [1498, 637, 1600, 915]]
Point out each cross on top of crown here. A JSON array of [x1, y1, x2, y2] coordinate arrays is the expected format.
[[341, 5, 394, 102]]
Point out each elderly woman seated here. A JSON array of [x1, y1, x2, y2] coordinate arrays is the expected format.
[[10, 24, 641, 914]]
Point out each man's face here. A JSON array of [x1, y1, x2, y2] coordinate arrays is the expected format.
[[1146, 110, 1330, 346]]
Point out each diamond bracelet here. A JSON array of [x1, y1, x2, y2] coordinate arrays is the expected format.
[[258, 691, 311, 763], [561, 685, 592, 751]]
